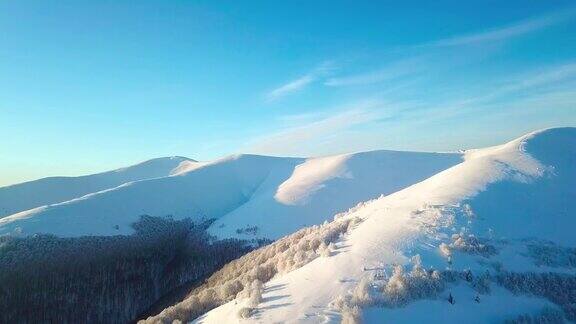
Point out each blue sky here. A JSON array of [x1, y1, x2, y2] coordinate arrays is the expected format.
[[1, 0, 576, 186]]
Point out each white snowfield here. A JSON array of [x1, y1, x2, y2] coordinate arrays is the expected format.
[[0, 156, 193, 218], [194, 127, 576, 323], [0, 150, 460, 238], [209, 150, 461, 240]]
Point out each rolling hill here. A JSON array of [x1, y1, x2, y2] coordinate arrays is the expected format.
[[0, 156, 194, 218], [0, 151, 461, 238]]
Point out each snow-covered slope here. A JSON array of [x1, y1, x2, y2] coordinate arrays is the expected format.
[[0, 156, 194, 218], [194, 127, 576, 323], [209, 150, 462, 240], [0, 155, 299, 237], [0, 150, 461, 238]]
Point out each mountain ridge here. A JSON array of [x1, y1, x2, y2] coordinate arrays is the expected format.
[[0, 156, 194, 218], [0, 149, 462, 238]]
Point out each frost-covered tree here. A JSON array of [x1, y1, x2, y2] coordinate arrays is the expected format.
[[237, 307, 255, 319]]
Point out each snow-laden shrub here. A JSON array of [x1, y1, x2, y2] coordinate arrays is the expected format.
[[239, 279, 263, 307], [462, 203, 474, 218], [380, 258, 445, 307], [237, 307, 255, 319], [330, 294, 362, 324], [318, 242, 329, 257], [450, 233, 497, 257], [352, 277, 373, 305], [308, 237, 322, 251], [251, 264, 276, 283], [219, 280, 243, 301], [382, 264, 408, 305], [439, 243, 451, 258], [331, 255, 449, 321], [318, 242, 337, 257], [341, 304, 362, 324]]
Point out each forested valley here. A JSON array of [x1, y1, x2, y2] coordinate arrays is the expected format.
[[0, 215, 255, 323]]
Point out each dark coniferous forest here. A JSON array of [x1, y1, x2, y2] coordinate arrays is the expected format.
[[0, 216, 252, 323]]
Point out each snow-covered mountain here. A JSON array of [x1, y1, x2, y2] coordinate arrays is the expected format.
[[0, 151, 461, 238], [0, 156, 193, 218], [3, 127, 574, 323], [146, 127, 575, 323]]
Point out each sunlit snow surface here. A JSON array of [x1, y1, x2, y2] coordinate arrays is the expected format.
[[195, 127, 576, 323], [0, 156, 193, 218], [0, 150, 460, 238]]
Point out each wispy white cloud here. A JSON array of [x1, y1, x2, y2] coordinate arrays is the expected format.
[[249, 59, 576, 157], [275, 111, 327, 125], [380, 62, 576, 126], [324, 8, 575, 89], [246, 99, 387, 155], [325, 58, 422, 87], [265, 75, 315, 101], [255, 8, 576, 155], [453, 62, 576, 107], [265, 61, 335, 101], [426, 8, 576, 47], [497, 62, 576, 93]]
